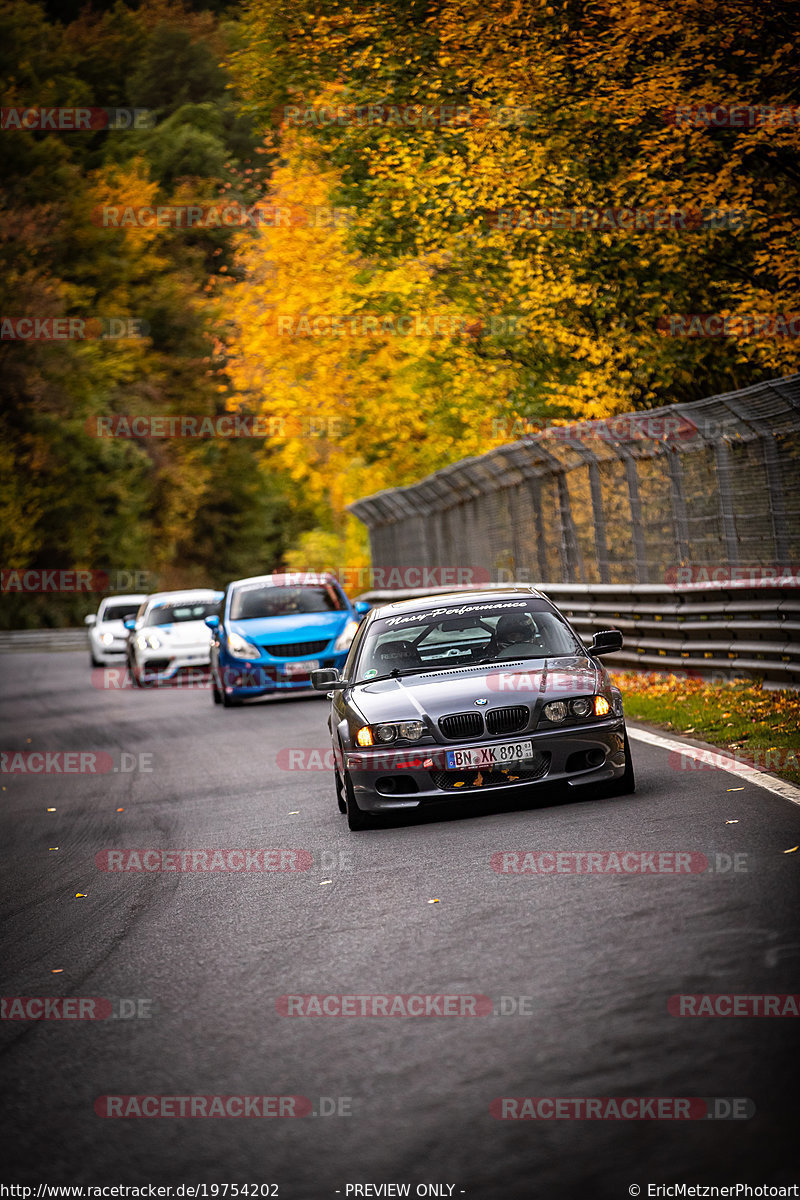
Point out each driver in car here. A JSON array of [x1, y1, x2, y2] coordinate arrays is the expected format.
[[485, 611, 541, 659]]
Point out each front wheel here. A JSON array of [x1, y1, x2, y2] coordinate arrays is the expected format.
[[334, 762, 347, 813], [127, 655, 144, 688], [343, 771, 376, 831]]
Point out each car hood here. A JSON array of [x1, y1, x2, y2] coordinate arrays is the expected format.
[[349, 656, 604, 724], [229, 613, 347, 646], [96, 620, 129, 635]]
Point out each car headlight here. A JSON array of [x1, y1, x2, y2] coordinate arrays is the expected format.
[[227, 631, 260, 660], [334, 619, 360, 652], [543, 696, 611, 723], [357, 721, 425, 746], [100, 632, 115, 646], [137, 633, 162, 650]]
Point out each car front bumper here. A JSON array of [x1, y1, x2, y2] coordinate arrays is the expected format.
[[343, 718, 628, 811], [136, 646, 212, 680], [90, 636, 128, 663], [217, 650, 348, 697]]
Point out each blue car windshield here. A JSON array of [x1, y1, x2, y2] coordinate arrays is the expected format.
[[230, 585, 346, 620], [355, 600, 581, 679]]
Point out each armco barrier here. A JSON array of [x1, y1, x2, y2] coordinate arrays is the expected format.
[[0, 628, 87, 652], [355, 581, 800, 687]]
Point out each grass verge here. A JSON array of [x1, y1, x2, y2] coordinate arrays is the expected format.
[[610, 672, 800, 787]]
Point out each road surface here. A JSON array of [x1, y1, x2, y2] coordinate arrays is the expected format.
[[1, 651, 799, 1198]]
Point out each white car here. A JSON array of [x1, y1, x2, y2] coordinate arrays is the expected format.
[[85, 595, 147, 666], [125, 589, 223, 687]]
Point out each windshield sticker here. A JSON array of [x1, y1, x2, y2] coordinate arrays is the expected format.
[[381, 600, 527, 627], [363, 668, 378, 679]]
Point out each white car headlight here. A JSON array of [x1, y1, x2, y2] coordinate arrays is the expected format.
[[334, 619, 360, 652], [100, 632, 115, 646], [137, 632, 162, 650], [228, 631, 260, 660]]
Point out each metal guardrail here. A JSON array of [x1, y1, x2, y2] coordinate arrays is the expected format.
[[0, 628, 87, 652], [356, 581, 800, 686]]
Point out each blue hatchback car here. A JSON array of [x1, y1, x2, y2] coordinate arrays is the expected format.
[[206, 572, 370, 707]]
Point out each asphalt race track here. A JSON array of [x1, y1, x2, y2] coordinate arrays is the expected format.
[[1, 650, 799, 1198]]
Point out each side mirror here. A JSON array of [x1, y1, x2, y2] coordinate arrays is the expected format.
[[84, 614, 96, 626], [124, 618, 136, 632], [311, 668, 348, 691], [354, 601, 370, 615], [589, 629, 623, 656], [204, 615, 220, 630]]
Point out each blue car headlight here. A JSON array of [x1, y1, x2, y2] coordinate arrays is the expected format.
[[334, 619, 360, 653], [227, 631, 260, 660]]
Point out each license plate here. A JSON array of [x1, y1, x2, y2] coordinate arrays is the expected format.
[[446, 740, 534, 769], [284, 660, 318, 676]]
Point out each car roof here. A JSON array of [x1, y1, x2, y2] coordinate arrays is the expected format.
[[99, 594, 147, 605], [226, 572, 341, 590], [368, 586, 547, 615], [144, 589, 223, 605]]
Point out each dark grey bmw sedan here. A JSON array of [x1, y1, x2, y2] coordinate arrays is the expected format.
[[311, 587, 634, 830]]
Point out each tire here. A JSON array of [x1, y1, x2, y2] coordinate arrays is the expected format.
[[90, 652, 102, 668], [601, 730, 636, 797], [221, 687, 242, 708], [343, 771, 375, 831], [127, 655, 144, 688], [212, 674, 222, 705], [334, 763, 347, 814]]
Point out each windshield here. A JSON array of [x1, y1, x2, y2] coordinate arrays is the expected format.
[[355, 599, 581, 680], [146, 601, 219, 627], [100, 603, 140, 623], [230, 584, 346, 620]]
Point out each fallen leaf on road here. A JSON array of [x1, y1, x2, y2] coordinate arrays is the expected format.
[[51, 969, 63, 974], [288, 811, 300, 815], [47, 807, 56, 812], [116, 807, 124, 812], [684, 727, 696, 733], [428, 899, 440, 904], [75, 892, 87, 898], [49, 846, 59, 850], [725, 820, 739, 824], [726, 789, 744, 793], [320, 879, 333, 886], [783, 846, 799, 854]]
